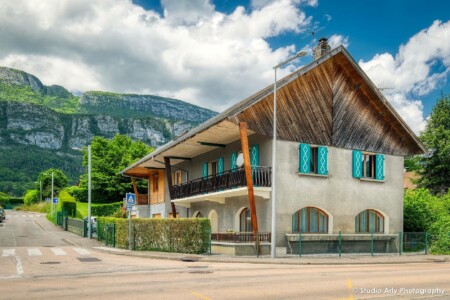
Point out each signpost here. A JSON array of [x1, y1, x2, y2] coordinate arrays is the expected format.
[[126, 193, 136, 250], [53, 198, 59, 204]]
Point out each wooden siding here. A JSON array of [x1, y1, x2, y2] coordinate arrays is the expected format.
[[230, 52, 423, 155]]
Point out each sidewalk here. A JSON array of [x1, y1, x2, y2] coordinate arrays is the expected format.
[[36, 215, 450, 265], [34, 213, 102, 248]]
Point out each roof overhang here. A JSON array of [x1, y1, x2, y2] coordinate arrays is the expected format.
[[122, 120, 254, 177]]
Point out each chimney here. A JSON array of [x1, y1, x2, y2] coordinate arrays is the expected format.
[[313, 37, 331, 60]]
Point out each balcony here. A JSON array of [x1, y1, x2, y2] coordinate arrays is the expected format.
[[171, 166, 271, 200]]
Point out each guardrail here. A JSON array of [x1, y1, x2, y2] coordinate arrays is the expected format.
[[172, 166, 271, 199], [211, 232, 271, 243]]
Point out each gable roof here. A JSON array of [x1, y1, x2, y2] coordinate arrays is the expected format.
[[121, 46, 426, 176]]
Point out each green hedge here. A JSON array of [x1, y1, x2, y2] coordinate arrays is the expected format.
[[62, 200, 77, 217], [0, 197, 24, 208], [97, 217, 211, 254], [92, 202, 123, 217]]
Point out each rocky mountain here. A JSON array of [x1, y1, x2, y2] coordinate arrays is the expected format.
[[0, 66, 217, 195]]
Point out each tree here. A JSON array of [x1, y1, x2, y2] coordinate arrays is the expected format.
[[76, 135, 152, 203], [403, 189, 439, 232], [418, 95, 450, 195], [34, 168, 68, 199]]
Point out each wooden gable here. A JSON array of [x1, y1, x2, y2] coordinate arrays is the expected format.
[[229, 48, 425, 156]]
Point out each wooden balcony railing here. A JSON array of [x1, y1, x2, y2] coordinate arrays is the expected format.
[[171, 166, 271, 200], [211, 232, 271, 243]]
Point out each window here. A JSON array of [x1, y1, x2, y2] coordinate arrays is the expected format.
[[210, 161, 218, 176], [239, 207, 253, 232], [352, 151, 385, 180], [292, 207, 328, 233], [363, 153, 375, 179], [355, 209, 384, 233], [299, 144, 328, 175], [172, 170, 182, 185], [193, 211, 203, 218], [152, 173, 159, 192]]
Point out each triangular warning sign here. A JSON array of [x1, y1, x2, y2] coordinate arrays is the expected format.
[[127, 195, 134, 202]]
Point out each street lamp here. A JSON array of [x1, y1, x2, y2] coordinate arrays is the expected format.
[[88, 145, 92, 238], [271, 50, 307, 258]]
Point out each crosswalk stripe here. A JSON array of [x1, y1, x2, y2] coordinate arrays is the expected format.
[[73, 248, 91, 256], [50, 248, 67, 256], [27, 248, 42, 256], [2, 249, 15, 256]]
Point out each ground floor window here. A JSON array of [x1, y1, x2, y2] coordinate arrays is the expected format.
[[239, 207, 253, 232], [355, 209, 384, 233], [292, 207, 328, 233], [193, 211, 203, 218]]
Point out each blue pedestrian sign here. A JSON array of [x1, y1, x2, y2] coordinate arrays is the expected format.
[[53, 198, 59, 204], [45, 198, 50, 202], [126, 193, 136, 205]]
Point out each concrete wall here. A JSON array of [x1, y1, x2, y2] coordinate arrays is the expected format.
[[153, 133, 404, 250], [171, 133, 272, 226], [275, 140, 404, 247]]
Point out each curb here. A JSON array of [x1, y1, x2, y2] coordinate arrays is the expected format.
[[92, 247, 450, 266]]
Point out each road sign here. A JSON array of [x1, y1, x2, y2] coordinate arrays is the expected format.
[[53, 198, 58, 204], [45, 198, 50, 202], [126, 205, 133, 211], [126, 193, 136, 205]]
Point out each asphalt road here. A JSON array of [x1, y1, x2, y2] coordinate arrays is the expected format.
[[1, 210, 449, 299]]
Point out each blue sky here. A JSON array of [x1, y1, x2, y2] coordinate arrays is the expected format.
[[0, 0, 449, 133], [132, 0, 450, 117]]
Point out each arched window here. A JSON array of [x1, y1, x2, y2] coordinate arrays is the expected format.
[[355, 209, 384, 233], [239, 207, 253, 232], [193, 211, 203, 218], [292, 207, 328, 233]]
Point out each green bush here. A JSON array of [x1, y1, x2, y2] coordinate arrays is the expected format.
[[92, 202, 123, 216], [97, 217, 211, 254], [61, 200, 77, 217], [429, 215, 450, 255], [24, 190, 39, 205]]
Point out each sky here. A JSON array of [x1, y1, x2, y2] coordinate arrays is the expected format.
[[0, 0, 449, 134]]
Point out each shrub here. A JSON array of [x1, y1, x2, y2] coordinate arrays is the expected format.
[[92, 202, 123, 216], [97, 217, 211, 254], [61, 200, 77, 217], [429, 215, 450, 255], [24, 190, 39, 205], [112, 207, 128, 218]]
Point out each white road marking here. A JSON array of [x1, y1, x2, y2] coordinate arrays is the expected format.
[[50, 248, 67, 256], [73, 248, 91, 256], [2, 249, 15, 256], [27, 248, 42, 256], [15, 256, 23, 276]]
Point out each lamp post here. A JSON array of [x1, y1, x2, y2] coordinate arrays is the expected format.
[[271, 50, 307, 258], [88, 144, 92, 238]]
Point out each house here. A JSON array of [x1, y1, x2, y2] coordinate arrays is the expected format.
[[121, 39, 426, 256]]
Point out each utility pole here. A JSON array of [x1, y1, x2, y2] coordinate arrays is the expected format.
[[88, 145, 92, 238], [51, 171, 54, 219], [40, 181, 42, 203]]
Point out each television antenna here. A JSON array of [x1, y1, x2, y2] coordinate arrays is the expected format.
[[302, 26, 325, 59]]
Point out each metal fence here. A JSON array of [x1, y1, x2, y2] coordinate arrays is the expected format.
[[55, 211, 87, 237], [291, 232, 440, 257]]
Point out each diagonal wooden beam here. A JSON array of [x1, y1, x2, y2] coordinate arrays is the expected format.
[[239, 122, 259, 234], [164, 157, 177, 218], [131, 177, 140, 200]]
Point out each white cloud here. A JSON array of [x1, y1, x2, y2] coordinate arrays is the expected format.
[[0, 0, 311, 112], [359, 20, 450, 134]]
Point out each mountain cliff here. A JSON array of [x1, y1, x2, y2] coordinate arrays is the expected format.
[[0, 66, 217, 195]]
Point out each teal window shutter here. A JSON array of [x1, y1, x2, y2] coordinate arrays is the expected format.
[[352, 150, 362, 178], [230, 152, 238, 170], [250, 144, 259, 167], [202, 162, 208, 178], [317, 146, 328, 175], [218, 157, 224, 174], [299, 143, 311, 173], [375, 154, 385, 180]]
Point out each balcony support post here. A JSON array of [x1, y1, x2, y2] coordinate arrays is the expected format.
[[131, 177, 140, 203], [164, 157, 177, 218], [239, 122, 259, 236]]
